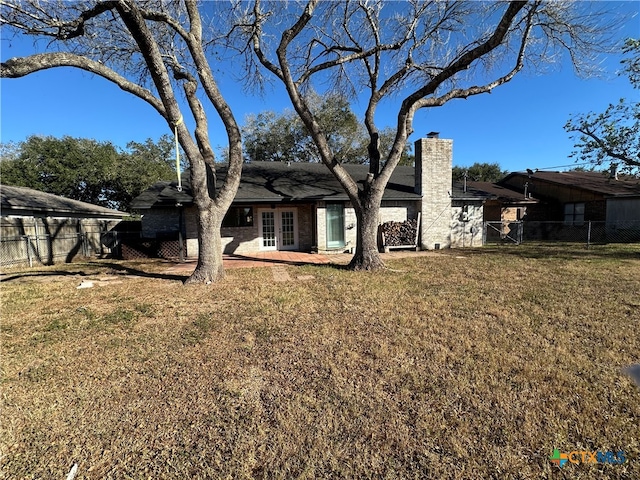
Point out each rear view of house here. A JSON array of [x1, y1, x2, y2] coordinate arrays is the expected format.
[[131, 135, 486, 257]]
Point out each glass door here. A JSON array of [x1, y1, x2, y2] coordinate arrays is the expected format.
[[326, 203, 345, 248], [280, 210, 296, 249], [259, 208, 298, 251], [260, 210, 276, 250]]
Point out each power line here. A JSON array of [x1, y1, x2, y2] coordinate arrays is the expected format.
[[531, 162, 595, 171]]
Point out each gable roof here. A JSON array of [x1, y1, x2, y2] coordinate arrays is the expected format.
[[501, 171, 640, 198], [131, 161, 487, 210], [1, 184, 128, 219]]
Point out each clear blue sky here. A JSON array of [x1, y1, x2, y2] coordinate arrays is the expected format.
[[1, 2, 638, 174]]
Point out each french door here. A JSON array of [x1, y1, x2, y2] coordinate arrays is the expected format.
[[258, 208, 298, 251]]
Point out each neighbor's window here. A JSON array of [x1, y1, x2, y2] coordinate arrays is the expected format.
[[564, 203, 585, 226], [222, 206, 254, 228]]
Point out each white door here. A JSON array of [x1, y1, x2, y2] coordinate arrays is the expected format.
[[259, 208, 298, 251]]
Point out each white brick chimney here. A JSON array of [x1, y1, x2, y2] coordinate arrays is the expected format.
[[415, 134, 453, 249]]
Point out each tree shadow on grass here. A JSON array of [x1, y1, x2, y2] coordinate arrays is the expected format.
[[0, 270, 92, 283], [94, 262, 189, 282], [0, 260, 188, 283]]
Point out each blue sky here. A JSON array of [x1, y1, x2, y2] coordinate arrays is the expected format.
[[1, 2, 638, 174]]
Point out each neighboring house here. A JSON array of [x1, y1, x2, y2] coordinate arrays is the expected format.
[[131, 135, 488, 256], [464, 181, 540, 243], [466, 181, 540, 223], [0, 184, 128, 266], [472, 170, 640, 243], [499, 170, 640, 225]]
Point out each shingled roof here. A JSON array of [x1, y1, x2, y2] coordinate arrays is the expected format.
[[131, 161, 488, 210], [1, 184, 128, 219], [501, 171, 640, 197], [466, 181, 539, 203], [131, 161, 417, 209]]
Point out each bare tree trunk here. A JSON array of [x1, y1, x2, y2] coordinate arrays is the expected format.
[[349, 195, 384, 270], [186, 205, 224, 284]]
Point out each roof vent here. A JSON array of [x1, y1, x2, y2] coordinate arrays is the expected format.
[[427, 131, 439, 139]]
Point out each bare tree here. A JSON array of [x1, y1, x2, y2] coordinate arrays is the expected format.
[[1, 0, 243, 284], [242, 0, 618, 270], [565, 38, 640, 173]]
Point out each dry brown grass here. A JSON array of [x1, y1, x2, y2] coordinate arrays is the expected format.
[[1, 246, 639, 479]]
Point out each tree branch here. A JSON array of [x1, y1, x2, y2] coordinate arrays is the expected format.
[[574, 126, 640, 167], [0, 0, 120, 39], [0, 52, 165, 115]]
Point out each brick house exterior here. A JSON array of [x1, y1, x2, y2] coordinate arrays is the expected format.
[[498, 170, 640, 224], [131, 136, 486, 256]]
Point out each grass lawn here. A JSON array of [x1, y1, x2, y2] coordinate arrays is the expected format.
[[1, 245, 639, 479]]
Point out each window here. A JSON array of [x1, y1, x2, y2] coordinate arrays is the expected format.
[[222, 206, 254, 228], [326, 203, 345, 248], [564, 203, 585, 226]]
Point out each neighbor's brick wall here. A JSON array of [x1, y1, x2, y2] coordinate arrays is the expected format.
[[415, 137, 453, 249]]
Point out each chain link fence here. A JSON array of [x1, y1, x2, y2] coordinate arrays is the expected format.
[[483, 220, 640, 247]]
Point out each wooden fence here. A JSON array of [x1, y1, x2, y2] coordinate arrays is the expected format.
[[0, 217, 122, 268]]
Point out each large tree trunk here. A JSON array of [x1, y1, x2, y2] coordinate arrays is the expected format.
[[348, 199, 385, 271], [185, 205, 224, 284]]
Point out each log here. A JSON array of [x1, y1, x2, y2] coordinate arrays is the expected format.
[[381, 218, 419, 247]]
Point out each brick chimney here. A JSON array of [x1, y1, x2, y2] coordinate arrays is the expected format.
[[415, 134, 453, 249]]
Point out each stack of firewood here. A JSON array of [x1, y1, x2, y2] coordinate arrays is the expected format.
[[381, 219, 418, 246]]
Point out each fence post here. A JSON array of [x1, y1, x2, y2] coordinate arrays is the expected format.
[[519, 222, 523, 245], [482, 222, 487, 246], [587, 221, 592, 249], [24, 236, 33, 268]]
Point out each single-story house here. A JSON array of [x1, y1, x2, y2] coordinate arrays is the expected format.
[[462, 170, 640, 243], [131, 135, 488, 256], [498, 170, 640, 226], [0, 184, 128, 266]]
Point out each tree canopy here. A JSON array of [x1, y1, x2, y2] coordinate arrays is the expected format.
[[0, 135, 176, 211], [565, 38, 640, 173], [243, 92, 413, 165], [452, 163, 508, 183]]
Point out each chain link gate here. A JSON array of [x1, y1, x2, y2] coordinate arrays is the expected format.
[[483, 221, 523, 245]]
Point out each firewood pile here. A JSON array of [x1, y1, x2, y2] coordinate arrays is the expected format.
[[381, 218, 418, 247]]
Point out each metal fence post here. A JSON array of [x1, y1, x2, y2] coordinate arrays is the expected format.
[[25, 236, 33, 268], [587, 221, 592, 249]]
